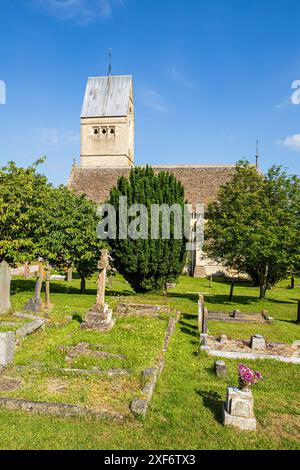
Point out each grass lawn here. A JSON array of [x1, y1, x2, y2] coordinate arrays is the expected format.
[[0, 273, 299, 450]]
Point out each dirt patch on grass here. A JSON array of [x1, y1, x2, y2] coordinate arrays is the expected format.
[[47, 379, 69, 394], [207, 336, 299, 357], [0, 376, 22, 392], [260, 413, 300, 443]]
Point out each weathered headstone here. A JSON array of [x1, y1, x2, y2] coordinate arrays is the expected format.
[[67, 267, 73, 283], [251, 334, 266, 350], [215, 360, 228, 378], [232, 309, 241, 319], [223, 386, 256, 431], [23, 262, 31, 279], [219, 335, 228, 344], [0, 261, 11, 315], [0, 332, 15, 366], [81, 249, 114, 332]]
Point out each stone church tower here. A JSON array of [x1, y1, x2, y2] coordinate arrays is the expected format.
[[80, 75, 134, 168]]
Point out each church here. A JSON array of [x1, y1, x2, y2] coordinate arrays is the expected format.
[[68, 74, 236, 277]]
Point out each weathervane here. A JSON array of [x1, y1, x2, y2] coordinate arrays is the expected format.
[[255, 140, 259, 170]]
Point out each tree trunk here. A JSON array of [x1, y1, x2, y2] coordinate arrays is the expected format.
[[291, 275, 295, 290], [229, 280, 235, 302], [259, 283, 267, 300], [80, 277, 86, 295], [259, 265, 269, 300]]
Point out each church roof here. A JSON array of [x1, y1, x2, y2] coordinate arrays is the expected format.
[[81, 75, 132, 118], [68, 165, 236, 209]]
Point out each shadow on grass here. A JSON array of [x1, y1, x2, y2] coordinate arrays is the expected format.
[[11, 279, 133, 298], [196, 390, 223, 424], [168, 292, 199, 302], [180, 326, 198, 338], [72, 314, 83, 324], [179, 314, 198, 338]]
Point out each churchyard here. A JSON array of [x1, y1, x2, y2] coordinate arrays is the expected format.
[[0, 270, 299, 450]]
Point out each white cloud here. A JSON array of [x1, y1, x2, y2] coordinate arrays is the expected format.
[[274, 99, 291, 110], [170, 68, 193, 89], [30, 0, 124, 24], [278, 132, 300, 151], [142, 88, 168, 113], [17, 127, 80, 146]]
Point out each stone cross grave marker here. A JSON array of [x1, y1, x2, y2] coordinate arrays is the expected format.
[[81, 249, 115, 332], [0, 261, 11, 315], [24, 262, 44, 314]]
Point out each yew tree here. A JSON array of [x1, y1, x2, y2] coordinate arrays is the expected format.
[[205, 162, 300, 299], [106, 166, 187, 293]]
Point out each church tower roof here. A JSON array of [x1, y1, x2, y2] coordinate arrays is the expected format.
[[81, 75, 132, 118]]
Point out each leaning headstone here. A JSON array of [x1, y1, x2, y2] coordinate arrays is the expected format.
[[0, 332, 15, 366], [81, 250, 114, 332], [223, 386, 256, 431], [251, 334, 266, 350], [215, 360, 228, 378], [0, 261, 11, 315]]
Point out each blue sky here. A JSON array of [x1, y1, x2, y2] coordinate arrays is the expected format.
[[1, 0, 300, 185]]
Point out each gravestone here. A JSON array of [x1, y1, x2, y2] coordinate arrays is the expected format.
[[0, 261, 11, 315], [223, 386, 256, 431], [219, 335, 228, 344], [23, 262, 31, 279], [215, 360, 228, 378], [81, 249, 114, 332], [67, 267, 73, 283], [232, 310, 241, 319], [0, 332, 15, 366], [251, 334, 266, 350]]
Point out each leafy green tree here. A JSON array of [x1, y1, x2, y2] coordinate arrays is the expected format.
[[106, 166, 187, 293], [36, 185, 102, 294], [0, 159, 51, 265], [205, 162, 300, 299]]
